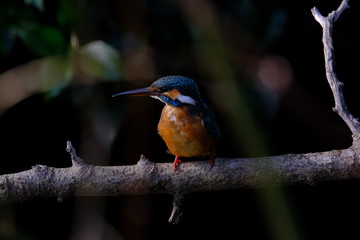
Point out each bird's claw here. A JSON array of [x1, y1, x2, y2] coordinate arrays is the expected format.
[[173, 156, 181, 170]]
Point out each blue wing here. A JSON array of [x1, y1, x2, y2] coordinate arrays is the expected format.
[[199, 101, 221, 140]]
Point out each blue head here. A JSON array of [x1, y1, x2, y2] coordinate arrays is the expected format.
[[113, 76, 202, 107]]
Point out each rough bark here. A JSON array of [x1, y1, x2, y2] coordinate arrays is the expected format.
[[1, 146, 359, 206]]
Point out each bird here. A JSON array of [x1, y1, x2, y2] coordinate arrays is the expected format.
[[113, 75, 220, 170]]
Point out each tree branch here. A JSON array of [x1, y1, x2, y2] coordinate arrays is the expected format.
[[1, 144, 360, 222], [1, 146, 360, 200], [311, 0, 360, 141], [0, 0, 358, 224]]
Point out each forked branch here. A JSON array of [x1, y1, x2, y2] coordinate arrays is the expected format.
[[311, 0, 360, 141]]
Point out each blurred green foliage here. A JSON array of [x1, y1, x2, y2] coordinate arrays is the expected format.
[[0, 0, 123, 112], [0, 0, 71, 56], [19, 25, 68, 56]]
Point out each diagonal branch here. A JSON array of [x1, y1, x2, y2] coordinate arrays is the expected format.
[[311, 0, 360, 140]]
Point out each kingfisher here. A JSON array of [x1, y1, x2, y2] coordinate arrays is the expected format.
[[113, 76, 220, 170]]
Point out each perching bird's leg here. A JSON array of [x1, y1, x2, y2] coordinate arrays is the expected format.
[[209, 153, 215, 168], [173, 156, 181, 170]]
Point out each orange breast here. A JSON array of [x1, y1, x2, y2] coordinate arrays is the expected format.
[[157, 105, 216, 157]]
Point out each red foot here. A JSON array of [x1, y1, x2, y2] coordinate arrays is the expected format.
[[173, 156, 181, 170], [209, 154, 215, 168]]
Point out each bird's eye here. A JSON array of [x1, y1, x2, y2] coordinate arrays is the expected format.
[[159, 86, 168, 92]]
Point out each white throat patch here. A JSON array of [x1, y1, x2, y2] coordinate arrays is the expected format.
[[177, 94, 197, 105], [150, 95, 164, 103]]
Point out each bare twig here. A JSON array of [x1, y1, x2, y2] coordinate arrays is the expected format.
[[168, 195, 184, 224], [66, 141, 86, 167], [311, 0, 360, 141]]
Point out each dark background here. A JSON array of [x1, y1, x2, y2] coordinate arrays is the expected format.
[[1, 0, 359, 239]]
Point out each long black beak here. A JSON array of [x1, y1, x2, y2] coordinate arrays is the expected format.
[[112, 87, 154, 97]]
